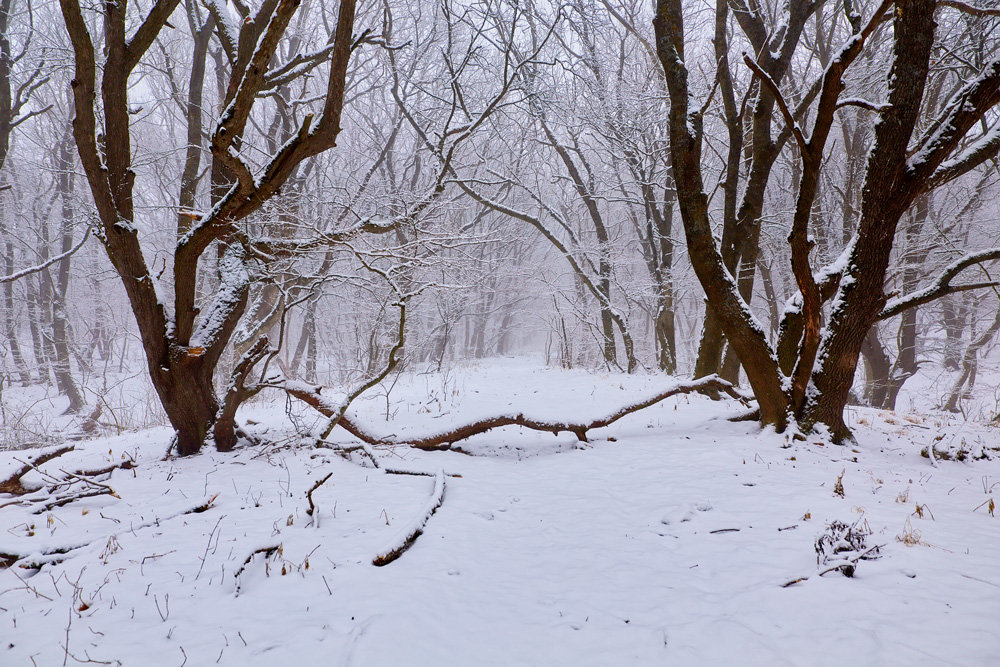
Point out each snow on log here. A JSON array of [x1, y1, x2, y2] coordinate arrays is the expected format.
[[286, 374, 749, 450], [0, 445, 75, 495], [372, 469, 445, 567]]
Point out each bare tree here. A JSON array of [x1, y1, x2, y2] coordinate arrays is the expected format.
[[59, 0, 361, 454], [655, 0, 1000, 439]]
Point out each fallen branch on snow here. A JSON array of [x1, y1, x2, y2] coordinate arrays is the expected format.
[[234, 544, 283, 586], [0, 495, 220, 570], [0, 447, 137, 515], [305, 473, 332, 528], [0, 446, 75, 495], [287, 374, 749, 451], [372, 469, 445, 566]]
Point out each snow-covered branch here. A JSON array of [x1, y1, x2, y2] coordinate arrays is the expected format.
[[0, 227, 90, 284], [880, 248, 1000, 319]]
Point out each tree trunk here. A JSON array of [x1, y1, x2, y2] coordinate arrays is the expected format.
[[654, 295, 676, 374], [1, 233, 30, 384], [803, 0, 936, 438], [860, 328, 891, 408], [50, 125, 84, 413], [153, 358, 220, 456], [941, 295, 967, 371], [654, 0, 789, 426], [944, 303, 1000, 412]]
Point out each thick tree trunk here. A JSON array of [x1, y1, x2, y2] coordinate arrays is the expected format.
[[655, 0, 789, 426], [803, 1, 936, 439], [153, 357, 220, 457]]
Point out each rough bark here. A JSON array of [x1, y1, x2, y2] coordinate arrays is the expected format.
[[804, 1, 939, 437], [805, 0, 1000, 438], [654, 0, 789, 426], [59, 0, 359, 454]]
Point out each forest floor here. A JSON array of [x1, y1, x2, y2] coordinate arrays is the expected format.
[[2, 360, 999, 665]]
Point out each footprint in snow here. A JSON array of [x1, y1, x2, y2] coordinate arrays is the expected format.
[[660, 501, 713, 525]]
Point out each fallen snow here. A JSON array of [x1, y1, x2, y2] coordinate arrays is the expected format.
[[2, 361, 999, 665]]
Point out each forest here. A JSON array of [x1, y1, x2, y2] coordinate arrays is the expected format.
[[1, 0, 999, 664]]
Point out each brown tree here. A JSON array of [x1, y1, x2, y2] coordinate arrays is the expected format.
[[59, 0, 360, 454], [655, 0, 1000, 439]]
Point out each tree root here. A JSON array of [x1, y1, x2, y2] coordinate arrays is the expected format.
[[287, 375, 748, 451]]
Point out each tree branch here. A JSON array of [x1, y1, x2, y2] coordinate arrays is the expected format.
[[0, 227, 90, 284], [880, 248, 1000, 319], [125, 0, 182, 72], [284, 375, 749, 451]]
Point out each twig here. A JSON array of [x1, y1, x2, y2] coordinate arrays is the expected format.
[[305, 473, 333, 527]]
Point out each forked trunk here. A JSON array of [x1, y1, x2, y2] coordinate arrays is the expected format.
[[151, 357, 221, 457]]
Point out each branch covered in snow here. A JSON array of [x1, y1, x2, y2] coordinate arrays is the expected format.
[[938, 0, 1000, 17], [880, 248, 1000, 319], [0, 228, 90, 284], [284, 375, 750, 451], [372, 469, 445, 566]]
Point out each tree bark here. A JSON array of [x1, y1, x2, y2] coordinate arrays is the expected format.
[[59, 0, 359, 454], [804, 1, 937, 438], [50, 123, 84, 412]]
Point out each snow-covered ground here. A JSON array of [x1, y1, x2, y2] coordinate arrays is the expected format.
[[2, 360, 999, 665]]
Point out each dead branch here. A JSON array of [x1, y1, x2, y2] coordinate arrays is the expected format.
[[880, 248, 1000, 319], [189, 493, 220, 514], [1, 495, 222, 569], [57, 469, 118, 496], [234, 544, 282, 586], [30, 490, 112, 515], [373, 469, 445, 566], [0, 446, 75, 495], [287, 375, 748, 451], [938, 0, 1000, 17], [0, 228, 91, 284], [73, 460, 136, 479], [305, 473, 332, 520], [317, 442, 381, 467], [384, 467, 462, 479]]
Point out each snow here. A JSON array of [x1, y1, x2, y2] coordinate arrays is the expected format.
[[204, 0, 239, 61], [2, 361, 999, 664], [372, 468, 445, 566], [190, 245, 250, 348]]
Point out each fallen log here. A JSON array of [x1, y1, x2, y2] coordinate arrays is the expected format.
[[286, 375, 749, 450]]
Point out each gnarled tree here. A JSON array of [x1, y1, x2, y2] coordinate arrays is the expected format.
[[59, 0, 360, 454], [654, 0, 1000, 439]]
